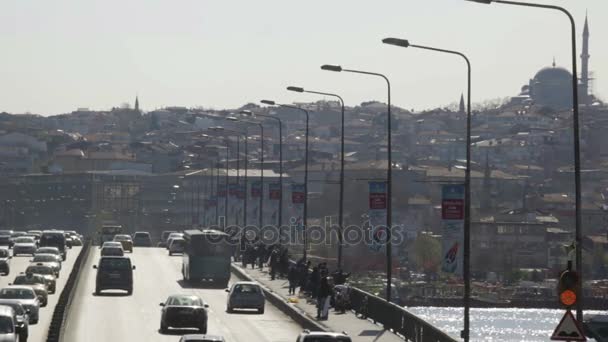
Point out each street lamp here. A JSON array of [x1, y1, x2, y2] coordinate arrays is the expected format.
[[240, 109, 284, 236], [287, 86, 346, 270], [321, 64, 393, 303], [465, 0, 584, 322], [209, 127, 232, 230], [383, 36, 473, 341], [261, 99, 310, 261]]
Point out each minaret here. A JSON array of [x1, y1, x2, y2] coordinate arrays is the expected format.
[[580, 14, 590, 104], [458, 93, 465, 114], [134, 95, 140, 112]]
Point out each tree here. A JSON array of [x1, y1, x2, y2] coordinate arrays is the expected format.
[[413, 234, 441, 275]]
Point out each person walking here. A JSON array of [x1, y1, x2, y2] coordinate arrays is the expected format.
[[317, 276, 333, 320], [269, 249, 279, 280], [288, 265, 298, 295]]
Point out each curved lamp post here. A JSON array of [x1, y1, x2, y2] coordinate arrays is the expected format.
[[287, 86, 346, 270], [321, 64, 394, 304], [466, 0, 583, 322]]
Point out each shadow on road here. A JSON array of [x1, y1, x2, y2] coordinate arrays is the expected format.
[[92, 291, 131, 297], [158, 328, 203, 335], [177, 279, 225, 290]]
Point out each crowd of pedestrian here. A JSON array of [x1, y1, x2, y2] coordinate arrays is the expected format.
[[235, 236, 352, 321]]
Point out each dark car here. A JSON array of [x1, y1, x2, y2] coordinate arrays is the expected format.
[[94, 256, 135, 295], [159, 294, 208, 334], [0, 249, 11, 276], [226, 282, 265, 314], [39, 231, 67, 261], [0, 231, 14, 248], [0, 299, 30, 342], [132, 232, 152, 247]]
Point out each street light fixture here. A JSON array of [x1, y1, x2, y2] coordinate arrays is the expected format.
[[261, 99, 310, 261], [287, 85, 347, 270], [321, 64, 393, 303], [383, 36, 473, 342], [466, 0, 583, 322]]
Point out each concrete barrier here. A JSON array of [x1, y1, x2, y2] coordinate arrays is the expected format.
[[46, 240, 91, 342]]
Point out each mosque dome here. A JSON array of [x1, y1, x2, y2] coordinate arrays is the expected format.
[[533, 65, 572, 85], [529, 62, 573, 110]]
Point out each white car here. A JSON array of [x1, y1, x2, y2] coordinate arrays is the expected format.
[[0, 286, 39, 324], [296, 330, 351, 342], [165, 233, 184, 250], [0, 305, 18, 342], [168, 238, 185, 256], [12, 238, 37, 256]]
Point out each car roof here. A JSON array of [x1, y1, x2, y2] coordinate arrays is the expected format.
[[233, 281, 259, 286], [181, 335, 225, 341], [100, 256, 130, 260], [3, 285, 35, 291], [0, 305, 14, 317], [301, 331, 350, 337]]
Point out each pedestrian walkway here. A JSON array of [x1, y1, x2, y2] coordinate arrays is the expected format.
[[233, 263, 405, 342]]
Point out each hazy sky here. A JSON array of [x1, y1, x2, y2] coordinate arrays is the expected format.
[[1, 0, 605, 115]]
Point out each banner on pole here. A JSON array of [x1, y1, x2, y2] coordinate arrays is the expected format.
[[368, 181, 387, 252], [441, 184, 465, 275], [291, 183, 305, 204], [269, 183, 281, 200]]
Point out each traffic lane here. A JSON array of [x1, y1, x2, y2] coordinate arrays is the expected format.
[[0, 246, 82, 341], [63, 247, 303, 342]]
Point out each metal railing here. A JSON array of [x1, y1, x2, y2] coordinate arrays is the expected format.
[[349, 287, 457, 342]]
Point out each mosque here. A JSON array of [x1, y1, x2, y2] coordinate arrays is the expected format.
[[512, 15, 597, 110]]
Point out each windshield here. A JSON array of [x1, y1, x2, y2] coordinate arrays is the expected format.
[[13, 275, 45, 285], [99, 258, 131, 270], [33, 255, 58, 263], [36, 248, 59, 255], [0, 316, 13, 334], [40, 234, 65, 246], [26, 266, 54, 275], [233, 284, 261, 294], [114, 235, 131, 241], [134, 233, 149, 238], [0, 288, 35, 300], [14, 237, 34, 244], [167, 296, 202, 306]]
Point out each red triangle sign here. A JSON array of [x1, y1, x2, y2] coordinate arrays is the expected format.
[[551, 310, 587, 341]]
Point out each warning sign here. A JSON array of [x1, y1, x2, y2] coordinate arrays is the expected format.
[[551, 310, 586, 341]]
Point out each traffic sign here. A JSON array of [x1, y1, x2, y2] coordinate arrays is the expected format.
[[551, 310, 586, 341]]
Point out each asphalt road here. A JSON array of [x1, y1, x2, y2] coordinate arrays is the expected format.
[[63, 247, 304, 342], [0, 245, 82, 342]]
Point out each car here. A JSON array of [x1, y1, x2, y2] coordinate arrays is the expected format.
[[0, 232, 13, 249], [0, 305, 18, 342], [168, 238, 185, 256], [226, 281, 265, 314], [11, 274, 49, 307], [34, 247, 61, 260], [179, 335, 225, 342], [9, 233, 27, 249], [0, 249, 11, 276], [101, 245, 124, 257], [12, 237, 37, 256], [113, 235, 133, 253], [64, 233, 74, 248], [94, 256, 135, 295], [166, 233, 184, 250], [39, 231, 67, 261], [158, 231, 177, 248], [0, 300, 30, 342], [24, 264, 56, 293], [30, 254, 61, 276], [132, 232, 152, 247], [70, 236, 83, 246], [159, 294, 208, 334], [0, 286, 39, 325], [295, 330, 352, 342]]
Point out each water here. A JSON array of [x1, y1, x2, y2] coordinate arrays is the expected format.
[[407, 307, 604, 341]]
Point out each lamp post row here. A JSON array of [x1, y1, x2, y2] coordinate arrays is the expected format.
[[197, 2, 584, 341]]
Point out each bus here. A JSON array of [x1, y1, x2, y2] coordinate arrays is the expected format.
[[182, 229, 233, 287], [99, 224, 123, 244]]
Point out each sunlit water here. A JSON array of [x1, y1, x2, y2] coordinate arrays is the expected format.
[[406, 307, 604, 341]]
